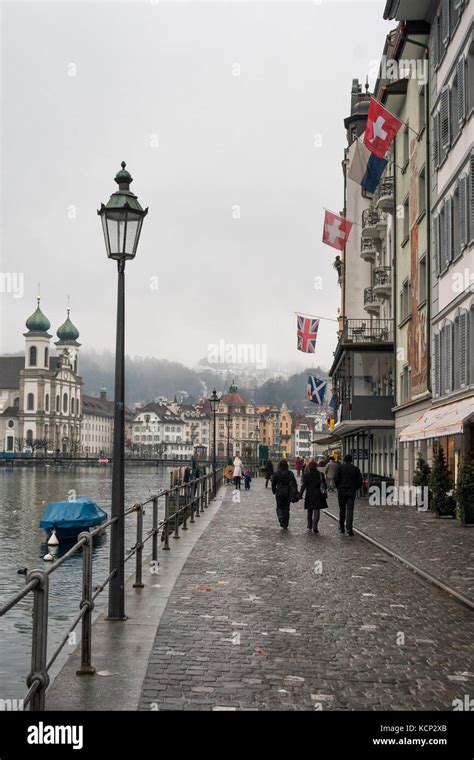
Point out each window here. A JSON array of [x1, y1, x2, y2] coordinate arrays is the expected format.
[[433, 111, 440, 169], [418, 167, 426, 218], [418, 85, 426, 134], [29, 346, 37, 366], [444, 196, 453, 266], [402, 197, 409, 243], [63, 393, 68, 413], [400, 366, 411, 405], [468, 38, 474, 115], [402, 124, 409, 169], [451, 70, 460, 143], [56, 395, 60, 412], [400, 279, 411, 322], [26, 429, 33, 445], [44, 347, 49, 367], [457, 55, 466, 127], [419, 256, 427, 304], [71, 398, 75, 415], [27, 393, 34, 411], [45, 393, 49, 412], [440, 86, 451, 158], [453, 185, 462, 260]]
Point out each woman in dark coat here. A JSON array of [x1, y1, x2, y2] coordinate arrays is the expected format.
[[299, 459, 327, 533], [264, 459, 274, 488], [271, 459, 298, 529]]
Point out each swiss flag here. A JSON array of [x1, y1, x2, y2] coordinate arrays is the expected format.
[[322, 210, 353, 251], [364, 98, 402, 159]]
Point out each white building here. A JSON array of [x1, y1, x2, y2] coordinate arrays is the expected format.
[[132, 403, 193, 459], [81, 388, 114, 456]]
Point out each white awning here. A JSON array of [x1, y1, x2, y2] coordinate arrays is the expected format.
[[399, 396, 474, 442]]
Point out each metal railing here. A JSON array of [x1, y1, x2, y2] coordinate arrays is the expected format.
[[0, 467, 224, 711], [361, 208, 380, 229], [364, 286, 379, 306], [361, 237, 376, 255], [374, 176, 394, 202], [343, 319, 394, 343], [373, 266, 392, 288]]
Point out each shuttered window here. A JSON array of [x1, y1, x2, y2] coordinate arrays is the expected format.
[[433, 214, 440, 276], [445, 321, 453, 393], [470, 149, 474, 242], [442, 0, 450, 45], [459, 311, 468, 387], [434, 332, 441, 397], [433, 16, 439, 68], [457, 56, 466, 125], [445, 196, 453, 264], [440, 86, 451, 154], [433, 112, 440, 168], [459, 174, 468, 250]]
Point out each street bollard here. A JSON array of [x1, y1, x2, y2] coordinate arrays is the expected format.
[[26, 570, 50, 710], [77, 532, 96, 674], [133, 505, 145, 587]]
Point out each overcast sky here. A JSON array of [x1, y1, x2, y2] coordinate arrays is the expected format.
[[0, 0, 392, 374]]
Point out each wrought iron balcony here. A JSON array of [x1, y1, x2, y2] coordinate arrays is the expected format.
[[361, 208, 387, 240], [372, 266, 392, 300], [364, 287, 381, 316], [375, 176, 395, 212], [342, 318, 394, 344], [360, 237, 377, 263]]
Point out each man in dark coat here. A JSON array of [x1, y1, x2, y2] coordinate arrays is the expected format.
[[299, 459, 327, 533], [264, 459, 274, 488], [334, 454, 363, 536], [271, 460, 297, 529]]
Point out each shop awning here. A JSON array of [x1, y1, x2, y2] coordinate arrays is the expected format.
[[312, 434, 341, 446], [399, 396, 474, 442]]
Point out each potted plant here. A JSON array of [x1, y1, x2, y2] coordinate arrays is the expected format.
[[454, 454, 474, 526], [429, 446, 456, 517], [412, 453, 431, 510]]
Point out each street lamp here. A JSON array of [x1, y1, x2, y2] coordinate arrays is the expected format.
[[226, 411, 232, 462], [255, 422, 260, 475], [98, 162, 148, 621], [209, 388, 220, 496]]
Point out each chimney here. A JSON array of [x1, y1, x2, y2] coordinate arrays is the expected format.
[[100, 387, 107, 400]]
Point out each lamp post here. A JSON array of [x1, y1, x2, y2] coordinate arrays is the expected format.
[[209, 389, 220, 497], [98, 162, 148, 621], [255, 422, 260, 475], [226, 411, 232, 462]]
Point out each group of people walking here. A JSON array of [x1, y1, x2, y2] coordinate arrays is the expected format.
[[269, 455, 363, 534]]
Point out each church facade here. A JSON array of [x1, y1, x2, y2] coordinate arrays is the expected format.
[[0, 300, 113, 455]]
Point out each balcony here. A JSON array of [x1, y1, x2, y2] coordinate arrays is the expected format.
[[372, 266, 392, 300], [360, 237, 377, 263], [364, 287, 381, 316], [361, 208, 387, 242], [343, 319, 393, 343], [375, 176, 395, 212]]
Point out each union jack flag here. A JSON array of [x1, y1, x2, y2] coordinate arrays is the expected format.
[[297, 315, 320, 353], [307, 376, 327, 405]]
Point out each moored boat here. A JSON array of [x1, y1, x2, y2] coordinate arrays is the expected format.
[[39, 497, 107, 541]]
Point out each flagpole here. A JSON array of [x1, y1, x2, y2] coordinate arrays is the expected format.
[[323, 207, 363, 229], [369, 95, 420, 138], [295, 311, 338, 322]]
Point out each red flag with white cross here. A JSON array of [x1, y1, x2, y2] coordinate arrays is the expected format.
[[364, 97, 402, 159], [322, 210, 353, 251]]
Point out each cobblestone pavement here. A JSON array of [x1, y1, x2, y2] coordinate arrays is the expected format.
[[323, 487, 474, 603], [139, 478, 473, 711]]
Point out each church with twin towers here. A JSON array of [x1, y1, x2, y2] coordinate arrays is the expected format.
[[0, 299, 114, 455]]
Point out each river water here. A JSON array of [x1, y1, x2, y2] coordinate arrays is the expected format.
[[0, 464, 171, 702]]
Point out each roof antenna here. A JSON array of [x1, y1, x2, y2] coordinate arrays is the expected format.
[[365, 75, 370, 95]]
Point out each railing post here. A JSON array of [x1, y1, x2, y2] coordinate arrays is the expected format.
[[152, 496, 158, 563], [189, 482, 195, 523], [173, 491, 180, 539], [133, 505, 145, 587], [163, 493, 170, 550], [77, 532, 96, 675], [26, 569, 50, 710], [182, 484, 189, 530]]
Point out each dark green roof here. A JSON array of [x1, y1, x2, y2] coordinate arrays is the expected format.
[[25, 299, 51, 333], [57, 310, 79, 342]]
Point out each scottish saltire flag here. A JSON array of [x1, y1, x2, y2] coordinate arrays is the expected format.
[[329, 394, 338, 412], [297, 315, 320, 353], [307, 376, 328, 405], [348, 140, 388, 194]]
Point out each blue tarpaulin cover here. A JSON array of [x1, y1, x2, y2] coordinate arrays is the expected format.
[[40, 497, 107, 530]]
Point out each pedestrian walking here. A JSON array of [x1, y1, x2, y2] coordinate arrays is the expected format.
[[233, 455, 243, 490], [271, 459, 298, 529], [299, 459, 328, 533], [244, 469, 252, 490], [324, 456, 338, 492], [334, 454, 363, 536], [295, 456, 302, 477], [264, 459, 274, 488]]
